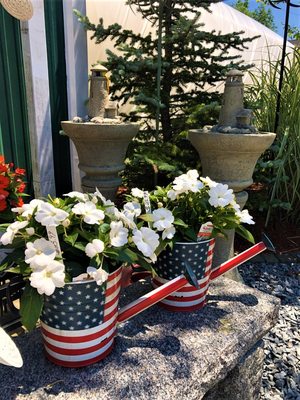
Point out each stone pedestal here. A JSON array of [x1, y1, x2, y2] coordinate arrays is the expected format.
[[0, 277, 279, 399], [61, 121, 139, 200], [189, 130, 276, 282]]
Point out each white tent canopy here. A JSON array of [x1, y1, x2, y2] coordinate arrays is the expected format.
[[86, 0, 293, 85]]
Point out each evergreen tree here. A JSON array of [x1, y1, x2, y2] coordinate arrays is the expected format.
[[77, 1, 256, 142]]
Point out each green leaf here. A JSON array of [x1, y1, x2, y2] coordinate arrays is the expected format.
[[73, 242, 86, 252], [174, 218, 188, 228], [139, 213, 154, 222], [20, 284, 44, 331], [64, 232, 78, 246], [236, 225, 255, 244], [99, 223, 110, 234], [117, 248, 139, 263]]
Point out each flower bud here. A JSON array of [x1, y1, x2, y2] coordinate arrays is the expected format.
[[91, 196, 98, 204], [53, 198, 60, 206], [157, 202, 163, 208], [26, 227, 35, 236], [62, 218, 71, 228]]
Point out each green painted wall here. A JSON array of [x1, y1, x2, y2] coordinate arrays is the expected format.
[[44, 0, 72, 196], [0, 7, 32, 194]]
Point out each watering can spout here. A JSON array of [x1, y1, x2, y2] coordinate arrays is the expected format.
[[118, 235, 275, 323], [210, 234, 275, 281]]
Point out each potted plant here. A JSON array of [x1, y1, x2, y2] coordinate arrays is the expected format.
[[126, 169, 255, 311], [0, 190, 161, 367]]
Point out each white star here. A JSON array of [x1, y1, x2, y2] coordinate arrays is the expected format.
[[62, 321, 66, 325], [189, 249, 193, 253], [84, 325, 90, 329], [77, 291, 82, 295], [61, 311, 66, 315], [52, 295, 56, 299], [92, 318, 97, 322], [94, 287, 99, 292], [100, 300, 105, 306], [92, 308, 98, 313], [59, 290, 64, 295], [60, 301, 64, 305], [69, 326, 75, 330], [48, 317, 53, 322], [93, 298, 98, 303], [77, 311, 82, 316], [54, 315, 59, 319], [68, 296, 73, 301], [77, 321, 82, 325], [85, 315, 90, 319], [86, 284, 91, 289], [77, 300, 82, 305], [67, 286, 73, 291], [85, 305, 90, 309], [69, 306, 74, 311], [53, 305, 58, 309], [85, 294, 91, 299], [69, 316, 74, 321], [55, 324, 59, 328]]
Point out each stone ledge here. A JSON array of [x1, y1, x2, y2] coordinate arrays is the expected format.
[[0, 277, 280, 400]]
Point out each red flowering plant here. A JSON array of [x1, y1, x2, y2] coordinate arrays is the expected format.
[[0, 156, 27, 222]]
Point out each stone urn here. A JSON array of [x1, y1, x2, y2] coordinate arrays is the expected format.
[[61, 64, 138, 200], [188, 70, 276, 280]]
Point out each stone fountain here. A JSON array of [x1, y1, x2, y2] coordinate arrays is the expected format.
[[188, 70, 276, 281], [61, 64, 139, 200]]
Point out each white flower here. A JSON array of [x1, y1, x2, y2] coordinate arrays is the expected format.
[[236, 209, 255, 225], [25, 238, 57, 267], [64, 191, 88, 202], [35, 203, 69, 227], [0, 221, 29, 245], [123, 202, 141, 218], [85, 239, 105, 258], [162, 225, 176, 240], [117, 211, 137, 229], [152, 208, 174, 231], [12, 199, 44, 217], [87, 266, 108, 286], [72, 201, 105, 225], [131, 188, 144, 198], [132, 227, 159, 258], [109, 221, 128, 247], [231, 201, 240, 212], [167, 190, 177, 201], [208, 183, 235, 207], [29, 260, 65, 296], [172, 170, 203, 194], [200, 176, 218, 188], [93, 188, 107, 203], [26, 227, 35, 236]]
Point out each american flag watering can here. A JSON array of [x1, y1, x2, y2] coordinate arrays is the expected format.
[[41, 234, 274, 367]]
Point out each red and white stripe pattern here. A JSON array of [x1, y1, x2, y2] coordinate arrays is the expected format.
[[41, 267, 122, 368], [152, 239, 215, 312]]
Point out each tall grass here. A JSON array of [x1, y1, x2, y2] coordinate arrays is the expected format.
[[246, 48, 300, 225]]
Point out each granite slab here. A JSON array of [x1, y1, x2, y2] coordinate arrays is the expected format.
[[0, 277, 280, 400]]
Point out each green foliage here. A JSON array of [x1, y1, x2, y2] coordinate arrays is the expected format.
[[75, 1, 256, 141], [232, 0, 276, 31], [20, 283, 44, 331], [121, 134, 200, 190], [246, 48, 300, 224]]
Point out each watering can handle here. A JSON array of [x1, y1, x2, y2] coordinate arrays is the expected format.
[[118, 274, 188, 323]]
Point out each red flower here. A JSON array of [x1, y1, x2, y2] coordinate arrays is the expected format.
[[0, 155, 5, 163], [17, 182, 26, 193], [0, 199, 7, 211], [0, 164, 8, 173], [15, 168, 26, 176], [0, 175, 10, 188], [0, 188, 9, 200]]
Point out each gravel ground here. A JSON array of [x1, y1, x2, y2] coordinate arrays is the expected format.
[[240, 259, 300, 400]]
